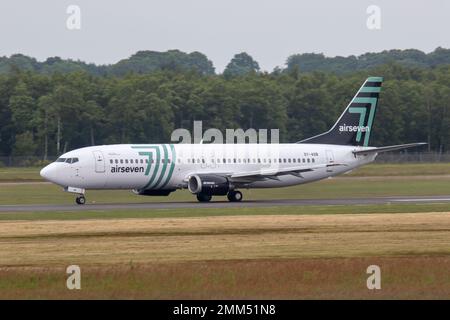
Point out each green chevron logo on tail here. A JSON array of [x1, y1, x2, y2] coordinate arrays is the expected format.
[[301, 76, 383, 147]]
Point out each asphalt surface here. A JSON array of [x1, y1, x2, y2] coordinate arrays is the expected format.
[[1, 195, 450, 212]]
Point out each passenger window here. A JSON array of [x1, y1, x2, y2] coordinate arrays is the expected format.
[[125, 159, 129, 164], [312, 158, 315, 163], [145, 159, 149, 163], [307, 158, 311, 163], [140, 159, 143, 164], [120, 159, 124, 164], [202, 159, 205, 164], [115, 159, 118, 164], [302, 159, 305, 163], [258, 159, 261, 163], [283, 159, 287, 163], [293, 159, 296, 163], [130, 159, 133, 164]]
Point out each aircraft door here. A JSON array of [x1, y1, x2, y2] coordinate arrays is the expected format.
[[325, 150, 335, 164], [93, 151, 105, 173], [325, 150, 335, 173]]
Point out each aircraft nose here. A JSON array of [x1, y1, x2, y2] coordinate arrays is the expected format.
[[40, 163, 61, 184], [40, 165, 50, 180]]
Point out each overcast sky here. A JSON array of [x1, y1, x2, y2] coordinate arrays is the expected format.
[[0, 0, 449, 72]]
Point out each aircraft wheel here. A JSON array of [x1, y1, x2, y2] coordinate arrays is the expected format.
[[76, 196, 86, 205], [196, 193, 212, 202], [227, 190, 243, 202]]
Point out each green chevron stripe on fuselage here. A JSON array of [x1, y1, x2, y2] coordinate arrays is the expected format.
[[132, 145, 162, 190], [152, 144, 169, 189], [159, 144, 176, 189]]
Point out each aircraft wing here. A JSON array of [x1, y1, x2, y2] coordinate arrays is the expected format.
[[352, 142, 427, 155], [227, 163, 343, 182]]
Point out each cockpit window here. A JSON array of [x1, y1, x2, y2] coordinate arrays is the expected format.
[[56, 157, 79, 164]]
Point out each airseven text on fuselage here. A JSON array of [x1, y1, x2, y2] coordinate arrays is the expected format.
[[111, 166, 145, 173]]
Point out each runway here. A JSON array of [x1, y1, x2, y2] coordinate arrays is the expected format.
[[1, 195, 450, 212]]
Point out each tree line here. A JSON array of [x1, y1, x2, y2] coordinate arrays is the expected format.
[[0, 56, 449, 159], [2, 48, 450, 77]]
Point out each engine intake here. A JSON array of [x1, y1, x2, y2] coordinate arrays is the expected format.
[[188, 174, 231, 195]]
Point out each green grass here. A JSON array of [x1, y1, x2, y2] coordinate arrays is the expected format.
[[2, 257, 449, 299], [346, 162, 450, 177], [1, 257, 449, 299], [1, 203, 450, 221], [1, 175, 450, 205], [0, 167, 42, 182]]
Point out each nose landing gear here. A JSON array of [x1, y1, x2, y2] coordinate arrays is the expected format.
[[64, 186, 87, 205], [75, 195, 86, 205]]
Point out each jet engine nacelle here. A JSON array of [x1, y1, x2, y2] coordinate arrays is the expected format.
[[188, 174, 231, 195]]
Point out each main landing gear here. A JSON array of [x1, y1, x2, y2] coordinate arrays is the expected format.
[[196, 193, 212, 202], [75, 195, 86, 205], [227, 190, 243, 202], [195, 190, 243, 203]]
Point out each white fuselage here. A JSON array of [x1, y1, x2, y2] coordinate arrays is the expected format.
[[40, 143, 376, 192]]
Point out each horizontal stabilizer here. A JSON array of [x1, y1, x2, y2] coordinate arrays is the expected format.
[[352, 142, 427, 155]]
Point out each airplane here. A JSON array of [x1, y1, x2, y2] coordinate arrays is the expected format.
[[40, 77, 426, 205]]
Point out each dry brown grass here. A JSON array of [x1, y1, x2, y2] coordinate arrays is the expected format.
[[0, 212, 449, 299], [0, 212, 449, 266]]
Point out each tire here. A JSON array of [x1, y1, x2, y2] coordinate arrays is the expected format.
[[227, 190, 243, 202], [196, 193, 212, 202], [76, 196, 86, 205]]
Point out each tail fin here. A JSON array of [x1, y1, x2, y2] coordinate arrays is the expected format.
[[300, 77, 383, 146]]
